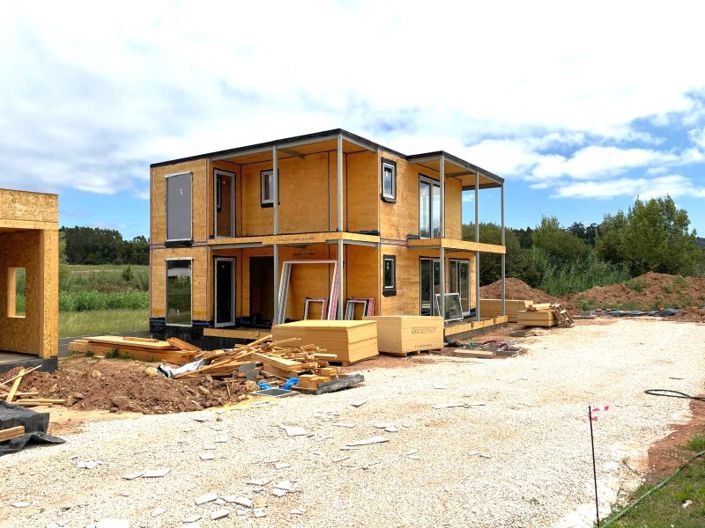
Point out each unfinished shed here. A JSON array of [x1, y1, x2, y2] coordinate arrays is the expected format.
[[0, 188, 59, 372]]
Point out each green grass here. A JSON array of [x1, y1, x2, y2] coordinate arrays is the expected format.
[[59, 308, 148, 337], [687, 436, 705, 452], [606, 458, 705, 527], [625, 278, 646, 293]]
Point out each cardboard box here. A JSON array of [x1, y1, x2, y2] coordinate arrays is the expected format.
[[364, 315, 443, 355]]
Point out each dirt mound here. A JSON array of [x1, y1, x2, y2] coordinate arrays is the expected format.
[[480, 278, 561, 304], [10, 357, 248, 414], [565, 272, 705, 312]]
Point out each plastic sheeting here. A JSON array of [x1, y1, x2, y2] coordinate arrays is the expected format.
[[0, 401, 64, 456]]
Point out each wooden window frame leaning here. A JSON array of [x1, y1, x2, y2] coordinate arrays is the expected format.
[[434, 292, 464, 322], [382, 255, 397, 296], [380, 158, 397, 203], [303, 297, 328, 320], [260, 169, 278, 208], [344, 298, 369, 320]]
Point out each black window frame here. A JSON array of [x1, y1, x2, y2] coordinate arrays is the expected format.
[[380, 158, 397, 203], [260, 169, 278, 208], [382, 255, 397, 296]]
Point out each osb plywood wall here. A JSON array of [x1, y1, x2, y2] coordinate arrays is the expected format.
[[378, 151, 462, 241], [0, 189, 58, 225], [379, 246, 476, 316], [0, 229, 58, 357]]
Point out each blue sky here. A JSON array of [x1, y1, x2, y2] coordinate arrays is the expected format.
[[2, 1, 705, 239]]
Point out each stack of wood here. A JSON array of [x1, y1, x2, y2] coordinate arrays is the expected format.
[[0, 366, 64, 408], [68, 336, 199, 365], [174, 335, 341, 391], [517, 303, 574, 328], [480, 299, 534, 323]]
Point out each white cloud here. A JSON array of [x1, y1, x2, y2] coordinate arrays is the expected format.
[[1, 0, 705, 199], [553, 174, 705, 200]]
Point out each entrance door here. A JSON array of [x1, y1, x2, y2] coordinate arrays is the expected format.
[[420, 258, 441, 316], [250, 256, 274, 325], [215, 257, 235, 327]]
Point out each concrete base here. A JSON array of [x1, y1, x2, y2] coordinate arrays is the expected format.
[[0, 351, 58, 374]]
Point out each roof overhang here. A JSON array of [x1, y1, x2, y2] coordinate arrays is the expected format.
[[407, 151, 503, 189]]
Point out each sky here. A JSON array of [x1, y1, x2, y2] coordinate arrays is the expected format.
[[1, 0, 705, 239]]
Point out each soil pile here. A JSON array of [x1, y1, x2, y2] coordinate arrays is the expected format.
[[11, 357, 248, 414], [480, 278, 561, 304], [566, 272, 705, 312]]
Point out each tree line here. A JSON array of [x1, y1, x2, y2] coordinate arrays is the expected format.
[[61, 226, 149, 265], [465, 196, 705, 296]]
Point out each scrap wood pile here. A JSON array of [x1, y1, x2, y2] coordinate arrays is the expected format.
[[169, 335, 343, 392], [0, 366, 64, 408], [517, 302, 574, 328], [447, 340, 525, 359], [69, 335, 199, 365]]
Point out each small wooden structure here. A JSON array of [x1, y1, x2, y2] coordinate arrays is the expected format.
[[0, 188, 59, 372]]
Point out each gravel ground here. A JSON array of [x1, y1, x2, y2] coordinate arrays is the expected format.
[[2, 319, 704, 528]]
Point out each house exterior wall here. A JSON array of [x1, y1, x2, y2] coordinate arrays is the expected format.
[[0, 189, 58, 358]]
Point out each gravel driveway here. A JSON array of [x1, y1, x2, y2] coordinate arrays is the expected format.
[[2, 319, 704, 528]]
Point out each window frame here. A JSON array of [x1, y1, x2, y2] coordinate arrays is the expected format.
[[449, 258, 472, 316], [7, 267, 26, 319], [419, 174, 440, 239], [380, 158, 397, 203], [213, 169, 236, 238], [165, 258, 193, 327], [382, 255, 397, 296], [165, 172, 193, 242], [260, 169, 278, 208]]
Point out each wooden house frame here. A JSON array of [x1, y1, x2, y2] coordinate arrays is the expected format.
[[149, 129, 507, 346], [0, 188, 59, 372]]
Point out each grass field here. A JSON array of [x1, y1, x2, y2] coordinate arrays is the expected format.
[[55, 264, 150, 337], [59, 309, 148, 337]]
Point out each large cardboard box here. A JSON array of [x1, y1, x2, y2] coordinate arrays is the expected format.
[[364, 315, 443, 355], [271, 320, 378, 363], [517, 309, 556, 327]]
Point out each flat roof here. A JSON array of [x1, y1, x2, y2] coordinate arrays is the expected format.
[[151, 128, 503, 185]]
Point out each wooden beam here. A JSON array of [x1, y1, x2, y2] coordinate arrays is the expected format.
[[279, 147, 304, 159], [0, 426, 25, 442]]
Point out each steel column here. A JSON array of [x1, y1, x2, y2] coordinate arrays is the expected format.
[[337, 134, 344, 319], [272, 145, 279, 323], [439, 154, 445, 320], [501, 184, 506, 317], [475, 171, 480, 321]]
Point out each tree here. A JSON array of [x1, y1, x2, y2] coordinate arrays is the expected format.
[[596, 196, 703, 276], [532, 216, 590, 265], [462, 223, 540, 286]]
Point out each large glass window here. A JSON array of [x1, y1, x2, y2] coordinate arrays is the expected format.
[[261, 169, 278, 206], [166, 260, 192, 326], [419, 176, 441, 238], [420, 258, 441, 315], [166, 173, 192, 241], [215, 170, 235, 237]]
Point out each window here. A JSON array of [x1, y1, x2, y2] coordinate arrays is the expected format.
[[383, 255, 396, 295], [449, 259, 471, 314], [381, 159, 396, 202], [8, 267, 25, 318], [261, 169, 278, 207], [214, 170, 235, 237], [166, 172, 192, 241], [419, 176, 441, 238], [166, 260, 192, 326]]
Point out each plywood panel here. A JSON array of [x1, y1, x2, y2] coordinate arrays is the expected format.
[[0, 189, 58, 224], [0, 230, 47, 356], [150, 246, 208, 321], [346, 151, 378, 233], [151, 159, 207, 244]]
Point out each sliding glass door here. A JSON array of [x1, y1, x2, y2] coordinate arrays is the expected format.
[[449, 259, 471, 315], [420, 258, 441, 315]]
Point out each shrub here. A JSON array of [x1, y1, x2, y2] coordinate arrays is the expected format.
[[625, 279, 646, 293]]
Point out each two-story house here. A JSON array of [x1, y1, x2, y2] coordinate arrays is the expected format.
[[149, 129, 507, 347]]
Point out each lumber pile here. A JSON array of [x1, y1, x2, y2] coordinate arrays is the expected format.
[[272, 320, 378, 364], [517, 303, 574, 328], [173, 335, 342, 392], [68, 335, 199, 365], [0, 366, 65, 408], [480, 299, 533, 323]]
